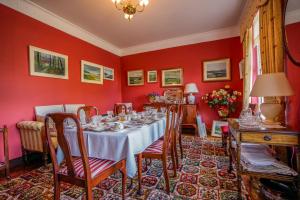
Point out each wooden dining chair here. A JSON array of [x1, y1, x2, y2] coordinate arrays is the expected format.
[[137, 105, 177, 194], [174, 104, 184, 167], [77, 106, 99, 124], [45, 113, 127, 200], [0, 125, 9, 179], [114, 104, 127, 115]]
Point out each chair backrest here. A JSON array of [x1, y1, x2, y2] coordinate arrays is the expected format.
[[162, 105, 177, 155], [64, 104, 85, 114], [175, 104, 183, 134], [77, 106, 99, 124], [114, 104, 127, 115], [35, 105, 65, 122], [0, 126, 9, 167], [45, 113, 91, 179]]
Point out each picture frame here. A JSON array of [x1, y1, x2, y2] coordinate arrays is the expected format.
[[104, 67, 114, 81], [203, 58, 231, 82], [29, 45, 68, 79], [211, 120, 228, 137], [81, 60, 103, 84], [147, 70, 157, 83], [127, 70, 144, 86], [161, 68, 183, 87]]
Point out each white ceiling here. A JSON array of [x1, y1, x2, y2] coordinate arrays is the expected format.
[[28, 0, 246, 48], [2, 0, 300, 55]]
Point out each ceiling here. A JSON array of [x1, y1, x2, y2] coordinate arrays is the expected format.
[[29, 0, 246, 49]]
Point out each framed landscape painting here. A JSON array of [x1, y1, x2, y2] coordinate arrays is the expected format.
[[128, 70, 144, 86], [162, 68, 183, 87], [29, 46, 68, 79], [104, 67, 114, 80], [203, 58, 231, 82], [81, 60, 103, 84], [211, 120, 228, 137], [147, 70, 157, 83]]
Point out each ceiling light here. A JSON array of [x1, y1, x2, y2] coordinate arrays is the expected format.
[[112, 0, 150, 21]]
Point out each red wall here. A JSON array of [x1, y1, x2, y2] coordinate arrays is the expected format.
[[121, 37, 243, 127], [0, 5, 122, 160], [286, 22, 300, 130]]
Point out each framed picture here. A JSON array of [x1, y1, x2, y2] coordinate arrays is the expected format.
[[29, 46, 68, 79], [147, 70, 157, 83], [81, 60, 103, 84], [211, 120, 228, 137], [161, 68, 183, 87], [127, 70, 144, 86], [203, 58, 231, 82], [104, 67, 114, 81]]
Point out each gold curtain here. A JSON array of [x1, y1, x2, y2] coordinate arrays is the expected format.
[[243, 28, 253, 109], [259, 0, 284, 73], [240, 0, 268, 43]]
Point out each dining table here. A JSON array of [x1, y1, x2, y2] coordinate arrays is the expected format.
[[58, 113, 167, 178]]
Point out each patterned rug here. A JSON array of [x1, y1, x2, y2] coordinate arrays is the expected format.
[[0, 136, 247, 200]]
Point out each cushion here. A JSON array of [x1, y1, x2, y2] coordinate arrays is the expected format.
[[59, 157, 116, 178], [143, 139, 164, 154]]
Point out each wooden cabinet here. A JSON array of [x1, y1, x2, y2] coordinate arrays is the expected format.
[[182, 104, 198, 136]]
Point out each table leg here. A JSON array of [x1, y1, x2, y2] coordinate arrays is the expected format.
[[237, 143, 242, 199], [137, 153, 143, 195], [228, 130, 233, 173], [296, 147, 300, 199]]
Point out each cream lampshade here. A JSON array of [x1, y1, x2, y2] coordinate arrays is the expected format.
[[184, 83, 199, 104], [250, 72, 294, 123]]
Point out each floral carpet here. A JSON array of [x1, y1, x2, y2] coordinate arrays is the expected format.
[[0, 136, 247, 200]]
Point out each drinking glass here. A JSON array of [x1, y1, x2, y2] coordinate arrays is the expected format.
[[107, 111, 113, 118]]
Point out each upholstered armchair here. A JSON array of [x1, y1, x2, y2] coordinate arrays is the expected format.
[[17, 105, 65, 165]]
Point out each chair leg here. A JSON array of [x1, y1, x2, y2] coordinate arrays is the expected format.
[[86, 185, 93, 200], [174, 139, 179, 170], [170, 145, 177, 177], [120, 163, 127, 200], [43, 152, 48, 166], [22, 148, 28, 165], [137, 154, 143, 195], [179, 133, 183, 159], [54, 176, 60, 200], [162, 156, 170, 194]]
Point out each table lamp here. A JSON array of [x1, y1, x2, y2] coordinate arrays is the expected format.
[[184, 83, 199, 104], [250, 72, 294, 124]]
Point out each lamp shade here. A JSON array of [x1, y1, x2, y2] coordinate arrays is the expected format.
[[184, 83, 199, 94], [250, 72, 294, 97]]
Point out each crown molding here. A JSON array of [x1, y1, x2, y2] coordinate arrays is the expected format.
[[120, 26, 240, 56], [0, 0, 122, 56], [286, 8, 300, 25]]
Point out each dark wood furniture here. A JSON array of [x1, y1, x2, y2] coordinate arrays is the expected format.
[[143, 102, 168, 112], [181, 104, 198, 136], [114, 104, 127, 115], [137, 105, 177, 194], [227, 119, 300, 199], [45, 113, 127, 200], [77, 106, 99, 124], [0, 126, 9, 179]]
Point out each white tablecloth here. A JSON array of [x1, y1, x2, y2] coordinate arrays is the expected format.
[[60, 117, 166, 178]]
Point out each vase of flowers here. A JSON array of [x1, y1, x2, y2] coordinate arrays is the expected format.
[[202, 85, 242, 119], [148, 92, 160, 103]]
